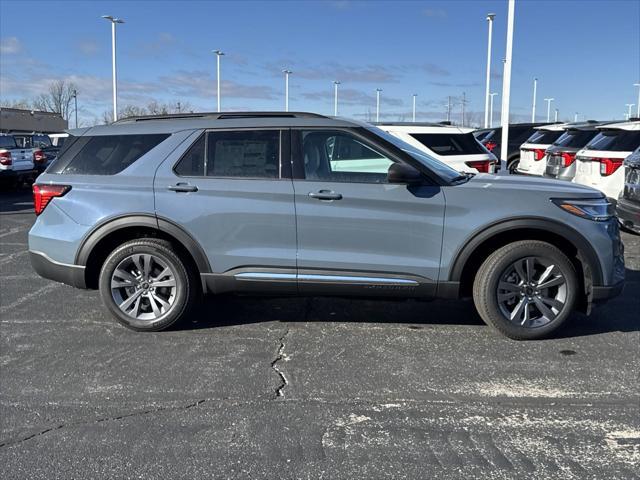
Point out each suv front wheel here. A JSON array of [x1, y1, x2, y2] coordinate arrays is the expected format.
[[473, 240, 578, 340], [99, 238, 198, 331]]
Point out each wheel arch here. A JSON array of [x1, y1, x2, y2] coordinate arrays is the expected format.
[[449, 218, 602, 309], [76, 214, 211, 289]]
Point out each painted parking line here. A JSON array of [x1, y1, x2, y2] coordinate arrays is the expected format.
[[0, 283, 60, 314]]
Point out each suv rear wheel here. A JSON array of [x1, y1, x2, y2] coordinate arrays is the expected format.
[[99, 238, 198, 331], [473, 240, 578, 340]]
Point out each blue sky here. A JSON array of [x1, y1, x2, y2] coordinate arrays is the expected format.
[[1, 0, 639, 126]]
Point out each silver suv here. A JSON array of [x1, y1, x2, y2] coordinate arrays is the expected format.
[[29, 112, 625, 339]]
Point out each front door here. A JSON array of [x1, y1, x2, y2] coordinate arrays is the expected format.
[[154, 128, 297, 293], [291, 129, 446, 297]]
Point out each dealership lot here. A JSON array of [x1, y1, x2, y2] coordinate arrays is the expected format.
[[1, 190, 638, 478]]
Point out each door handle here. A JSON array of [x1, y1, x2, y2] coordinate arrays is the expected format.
[[168, 183, 198, 193], [308, 190, 343, 201]]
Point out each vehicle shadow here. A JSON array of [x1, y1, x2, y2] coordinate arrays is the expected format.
[[176, 267, 640, 338], [0, 188, 34, 214]]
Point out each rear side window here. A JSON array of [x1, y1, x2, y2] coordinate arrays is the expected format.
[[52, 134, 169, 175], [0, 136, 17, 149], [410, 133, 487, 156], [553, 129, 597, 148], [586, 130, 640, 152], [525, 130, 564, 145], [174, 130, 281, 178]]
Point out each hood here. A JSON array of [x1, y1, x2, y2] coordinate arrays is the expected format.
[[464, 173, 603, 197], [624, 150, 640, 168]]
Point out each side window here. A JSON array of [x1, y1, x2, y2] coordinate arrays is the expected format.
[[206, 130, 280, 178], [174, 134, 205, 176], [302, 130, 394, 183]]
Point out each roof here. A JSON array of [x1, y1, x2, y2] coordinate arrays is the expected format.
[[595, 120, 640, 131], [375, 122, 472, 134]]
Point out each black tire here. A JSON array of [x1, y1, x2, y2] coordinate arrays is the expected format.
[[472, 240, 578, 340], [508, 157, 520, 174], [99, 238, 199, 331]]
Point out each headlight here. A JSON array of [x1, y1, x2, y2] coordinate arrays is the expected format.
[[551, 197, 614, 222]]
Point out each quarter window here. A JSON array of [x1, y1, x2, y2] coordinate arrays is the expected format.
[[302, 130, 394, 183]]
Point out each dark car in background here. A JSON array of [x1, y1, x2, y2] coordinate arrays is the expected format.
[[474, 122, 551, 173], [617, 146, 640, 234], [544, 122, 611, 181]]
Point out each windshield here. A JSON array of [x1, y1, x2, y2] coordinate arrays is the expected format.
[[366, 126, 463, 182]]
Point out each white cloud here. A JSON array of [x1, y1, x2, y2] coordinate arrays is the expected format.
[[77, 40, 98, 56], [0, 37, 22, 54]]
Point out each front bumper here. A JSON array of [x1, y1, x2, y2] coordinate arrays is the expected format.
[[30, 250, 87, 288]]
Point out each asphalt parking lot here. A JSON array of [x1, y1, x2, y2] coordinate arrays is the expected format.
[[0, 189, 638, 479]]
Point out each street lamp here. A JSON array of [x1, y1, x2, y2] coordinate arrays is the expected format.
[[213, 50, 224, 112], [633, 83, 640, 117], [101, 15, 124, 122], [375, 88, 382, 122], [412, 94, 417, 122], [489, 92, 498, 128], [544, 98, 554, 122], [72, 89, 78, 128], [283, 69, 292, 112], [574, 112, 579, 122], [333, 81, 340, 116], [531, 77, 537, 122], [484, 13, 496, 128], [625, 104, 635, 120], [554, 108, 559, 122]]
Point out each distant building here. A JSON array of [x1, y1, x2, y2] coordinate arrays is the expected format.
[[0, 107, 68, 134]]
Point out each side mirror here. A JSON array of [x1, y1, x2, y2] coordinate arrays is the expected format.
[[387, 163, 423, 185]]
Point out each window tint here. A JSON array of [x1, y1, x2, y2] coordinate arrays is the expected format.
[[525, 130, 564, 145], [586, 130, 640, 152], [553, 129, 597, 148], [59, 134, 169, 175], [0, 136, 17, 149], [206, 130, 280, 178], [302, 130, 394, 183], [174, 134, 205, 176], [410, 133, 487, 156], [33, 135, 52, 148]]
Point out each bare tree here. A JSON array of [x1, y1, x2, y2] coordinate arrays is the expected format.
[[32, 80, 78, 120], [0, 98, 33, 109]]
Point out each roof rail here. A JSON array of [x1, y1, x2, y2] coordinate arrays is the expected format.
[[113, 111, 329, 124], [372, 121, 452, 127]]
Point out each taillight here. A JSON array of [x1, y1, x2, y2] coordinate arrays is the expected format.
[[33, 149, 46, 163], [0, 150, 11, 166], [465, 160, 494, 173], [561, 152, 576, 168], [534, 148, 546, 161], [484, 141, 497, 152], [598, 158, 624, 177], [33, 184, 71, 216]]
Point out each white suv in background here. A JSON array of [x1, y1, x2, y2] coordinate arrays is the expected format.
[[572, 121, 640, 201], [517, 123, 566, 176], [375, 123, 498, 174]]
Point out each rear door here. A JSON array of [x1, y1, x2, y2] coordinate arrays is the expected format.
[[291, 128, 445, 297], [154, 129, 297, 292]]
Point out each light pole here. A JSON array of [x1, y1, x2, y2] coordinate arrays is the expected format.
[[500, 0, 515, 168], [461, 91, 466, 127], [446, 96, 451, 122], [634, 83, 640, 118], [375, 88, 382, 122], [626, 104, 635, 120], [282, 69, 292, 112], [101, 15, 124, 122], [412, 94, 417, 122], [333, 81, 340, 116], [554, 108, 559, 122], [544, 98, 554, 122], [72, 89, 78, 128], [574, 112, 579, 122], [531, 77, 537, 122], [489, 92, 498, 128], [484, 13, 496, 128], [213, 50, 224, 112]]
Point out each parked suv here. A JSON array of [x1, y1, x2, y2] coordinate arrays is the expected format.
[[29, 112, 624, 340], [474, 122, 551, 173], [517, 124, 567, 176], [616, 146, 640, 233], [375, 123, 497, 174], [0, 134, 40, 186], [543, 122, 610, 181], [572, 121, 640, 202]]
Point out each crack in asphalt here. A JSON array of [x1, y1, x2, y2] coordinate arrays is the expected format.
[[0, 399, 206, 449], [271, 327, 290, 398]]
